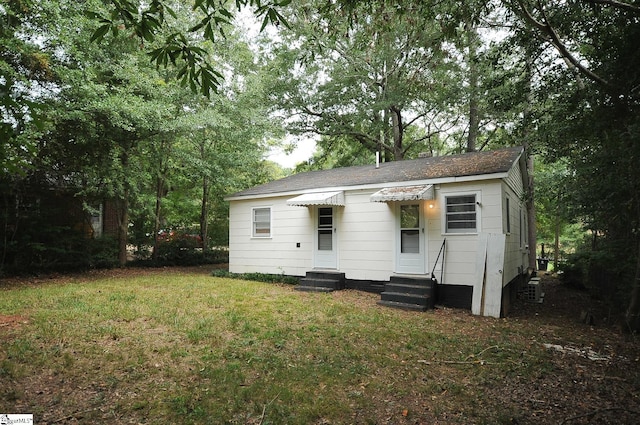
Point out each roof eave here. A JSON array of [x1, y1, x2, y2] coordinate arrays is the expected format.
[[224, 172, 510, 202]]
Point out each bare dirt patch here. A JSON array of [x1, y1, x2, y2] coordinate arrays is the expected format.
[[309, 273, 640, 424], [491, 274, 640, 424], [0, 314, 29, 332]]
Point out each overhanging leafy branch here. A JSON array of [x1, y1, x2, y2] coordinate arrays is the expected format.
[[90, 0, 290, 96]]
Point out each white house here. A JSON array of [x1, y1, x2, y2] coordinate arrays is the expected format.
[[225, 146, 531, 317]]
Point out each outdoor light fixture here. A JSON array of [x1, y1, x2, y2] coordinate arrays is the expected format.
[[427, 200, 436, 209]]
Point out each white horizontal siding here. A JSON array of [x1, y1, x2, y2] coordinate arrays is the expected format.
[[505, 160, 525, 198], [502, 176, 529, 283], [229, 198, 313, 276], [503, 158, 529, 284], [480, 190, 503, 234], [337, 191, 395, 281], [435, 181, 504, 286], [437, 236, 480, 286]]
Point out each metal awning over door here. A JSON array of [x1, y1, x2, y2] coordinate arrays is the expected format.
[[370, 185, 434, 203], [286, 191, 345, 207]]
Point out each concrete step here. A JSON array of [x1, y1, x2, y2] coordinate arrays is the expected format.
[[296, 271, 345, 292], [383, 282, 431, 295], [298, 277, 342, 291], [390, 276, 436, 286], [376, 299, 428, 312], [381, 276, 437, 310], [294, 285, 335, 293], [380, 291, 430, 306], [305, 271, 345, 281]]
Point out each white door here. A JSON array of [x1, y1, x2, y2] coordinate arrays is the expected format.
[[396, 203, 426, 274], [314, 207, 338, 269]]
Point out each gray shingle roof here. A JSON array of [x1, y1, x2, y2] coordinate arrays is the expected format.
[[228, 146, 524, 199]]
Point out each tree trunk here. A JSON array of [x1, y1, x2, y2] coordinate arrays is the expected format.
[[391, 106, 403, 160], [625, 223, 640, 332], [467, 85, 478, 152], [379, 108, 392, 162], [116, 150, 130, 267], [554, 209, 560, 270], [553, 188, 562, 269], [521, 49, 537, 271], [151, 175, 164, 261], [466, 24, 479, 153], [526, 154, 537, 270], [200, 175, 209, 252], [116, 196, 129, 267]]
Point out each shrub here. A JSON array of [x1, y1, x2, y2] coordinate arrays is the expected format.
[[1, 231, 119, 275], [87, 236, 120, 269], [132, 245, 229, 268], [559, 239, 634, 311], [211, 269, 299, 285]]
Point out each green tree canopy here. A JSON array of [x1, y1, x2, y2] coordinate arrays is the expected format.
[[266, 0, 466, 162]]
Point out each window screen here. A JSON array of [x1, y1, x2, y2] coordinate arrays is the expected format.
[[445, 195, 477, 233], [317, 207, 333, 250], [252, 207, 271, 237], [400, 205, 420, 253]]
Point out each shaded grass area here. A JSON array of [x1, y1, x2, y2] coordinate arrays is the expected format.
[[1, 270, 638, 424]]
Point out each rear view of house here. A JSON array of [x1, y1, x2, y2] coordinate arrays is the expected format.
[[225, 146, 530, 317]]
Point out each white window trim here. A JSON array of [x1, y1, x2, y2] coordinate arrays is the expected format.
[[442, 191, 481, 235], [251, 206, 272, 238]]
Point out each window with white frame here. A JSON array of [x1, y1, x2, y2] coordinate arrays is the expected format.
[[445, 194, 477, 233], [252, 207, 271, 237]]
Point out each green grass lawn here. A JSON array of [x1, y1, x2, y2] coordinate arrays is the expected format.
[[1, 269, 638, 424]]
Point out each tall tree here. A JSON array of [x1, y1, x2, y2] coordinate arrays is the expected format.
[[1, 0, 287, 180], [508, 0, 640, 329], [267, 0, 461, 162], [535, 159, 574, 268], [0, 0, 54, 175], [12, 0, 225, 265]]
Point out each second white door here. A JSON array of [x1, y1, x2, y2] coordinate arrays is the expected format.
[[314, 207, 338, 269]]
